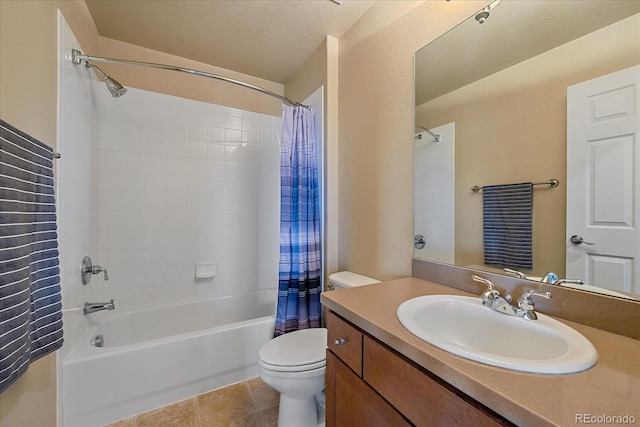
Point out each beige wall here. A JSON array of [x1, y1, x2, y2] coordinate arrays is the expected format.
[[284, 37, 341, 284], [97, 37, 283, 117], [416, 14, 640, 277], [337, 1, 489, 281], [0, 2, 98, 425], [0, 0, 98, 147]]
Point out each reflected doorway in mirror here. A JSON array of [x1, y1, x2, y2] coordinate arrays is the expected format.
[[566, 65, 640, 296]]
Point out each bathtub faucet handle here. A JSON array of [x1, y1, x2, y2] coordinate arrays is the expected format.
[[81, 256, 109, 285], [91, 265, 109, 281]]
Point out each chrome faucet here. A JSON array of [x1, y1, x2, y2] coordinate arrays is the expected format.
[[541, 272, 584, 286], [503, 268, 528, 279], [83, 299, 115, 315], [504, 269, 584, 286], [516, 290, 553, 320], [555, 278, 584, 286], [472, 275, 552, 320], [81, 256, 109, 285], [540, 272, 559, 284]]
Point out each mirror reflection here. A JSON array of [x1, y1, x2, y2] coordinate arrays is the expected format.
[[414, 0, 640, 300]]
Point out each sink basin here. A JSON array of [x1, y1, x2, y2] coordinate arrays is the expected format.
[[397, 295, 598, 374]]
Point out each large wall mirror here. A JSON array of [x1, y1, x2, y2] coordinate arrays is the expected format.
[[414, 0, 640, 300]]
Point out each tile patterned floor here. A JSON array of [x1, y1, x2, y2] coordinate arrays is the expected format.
[[104, 377, 279, 427]]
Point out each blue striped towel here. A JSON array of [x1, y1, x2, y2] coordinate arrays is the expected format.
[[483, 183, 533, 270], [0, 118, 63, 394]]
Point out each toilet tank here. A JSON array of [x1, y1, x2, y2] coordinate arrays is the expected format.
[[327, 271, 380, 291]]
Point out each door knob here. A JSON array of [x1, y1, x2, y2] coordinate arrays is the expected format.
[[570, 235, 595, 245], [414, 234, 426, 249]]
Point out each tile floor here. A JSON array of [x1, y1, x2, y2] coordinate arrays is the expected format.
[[104, 377, 279, 427]]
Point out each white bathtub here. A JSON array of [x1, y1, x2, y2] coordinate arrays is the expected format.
[[63, 290, 276, 427]]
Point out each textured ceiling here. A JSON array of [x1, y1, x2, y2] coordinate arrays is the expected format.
[[415, 0, 640, 105], [85, 0, 376, 84]]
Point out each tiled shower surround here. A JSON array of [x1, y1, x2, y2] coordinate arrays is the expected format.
[[57, 15, 282, 425], [95, 88, 281, 309], [57, 13, 281, 357]]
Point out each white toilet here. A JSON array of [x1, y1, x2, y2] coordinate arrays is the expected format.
[[258, 271, 380, 427]]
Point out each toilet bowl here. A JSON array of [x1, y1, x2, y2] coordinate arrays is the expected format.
[[259, 271, 380, 427], [259, 328, 327, 427]]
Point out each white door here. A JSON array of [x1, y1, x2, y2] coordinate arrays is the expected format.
[[566, 65, 640, 294], [414, 122, 455, 263]]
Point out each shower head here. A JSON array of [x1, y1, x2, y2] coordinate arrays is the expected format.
[[85, 62, 127, 98], [103, 75, 127, 98]]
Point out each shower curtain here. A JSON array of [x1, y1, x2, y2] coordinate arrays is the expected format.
[[274, 105, 322, 336]]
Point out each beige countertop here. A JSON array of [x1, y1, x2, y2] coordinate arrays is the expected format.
[[321, 277, 640, 427]]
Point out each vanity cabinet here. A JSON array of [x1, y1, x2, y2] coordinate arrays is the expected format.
[[326, 311, 513, 427]]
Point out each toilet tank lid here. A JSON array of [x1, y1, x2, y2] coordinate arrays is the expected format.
[[328, 271, 381, 288]]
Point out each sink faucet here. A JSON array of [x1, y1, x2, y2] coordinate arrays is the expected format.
[[472, 275, 552, 320], [541, 272, 584, 286], [516, 290, 553, 320], [83, 299, 115, 315], [540, 272, 559, 284], [503, 268, 528, 279], [555, 278, 584, 286]]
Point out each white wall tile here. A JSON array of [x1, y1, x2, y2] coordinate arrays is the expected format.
[[187, 123, 206, 139], [207, 125, 225, 141], [187, 138, 207, 157], [206, 142, 225, 161], [225, 113, 242, 131], [207, 104, 226, 128], [144, 154, 168, 175], [225, 128, 242, 142], [92, 86, 281, 310], [166, 175, 188, 193], [167, 157, 188, 175], [58, 12, 102, 361], [187, 101, 207, 125]]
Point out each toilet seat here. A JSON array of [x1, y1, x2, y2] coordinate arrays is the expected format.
[[259, 358, 326, 373], [258, 328, 327, 372]]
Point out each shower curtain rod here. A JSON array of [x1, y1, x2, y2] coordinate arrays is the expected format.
[[415, 125, 440, 142], [71, 49, 310, 109]]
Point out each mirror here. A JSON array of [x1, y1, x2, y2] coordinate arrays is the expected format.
[[414, 0, 640, 300]]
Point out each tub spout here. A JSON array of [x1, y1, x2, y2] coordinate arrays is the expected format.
[[83, 299, 115, 315]]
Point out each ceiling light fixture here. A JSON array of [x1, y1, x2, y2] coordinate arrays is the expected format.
[[475, 0, 501, 24]]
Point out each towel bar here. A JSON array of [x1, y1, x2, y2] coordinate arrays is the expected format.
[[472, 178, 559, 193]]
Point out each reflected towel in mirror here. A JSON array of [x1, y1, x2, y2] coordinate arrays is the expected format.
[[483, 182, 533, 270]]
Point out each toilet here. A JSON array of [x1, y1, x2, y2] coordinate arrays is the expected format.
[[258, 271, 380, 427]]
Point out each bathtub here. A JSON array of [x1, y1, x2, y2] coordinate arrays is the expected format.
[[63, 289, 276, 427]]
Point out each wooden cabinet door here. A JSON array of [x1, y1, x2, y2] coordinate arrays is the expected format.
[[363, 337, 511, 427], [326, 350, 410, 427], [327, 311, 363, 375]]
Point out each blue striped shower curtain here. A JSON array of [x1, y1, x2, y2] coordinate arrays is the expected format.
[[274, 105, 322, 337]]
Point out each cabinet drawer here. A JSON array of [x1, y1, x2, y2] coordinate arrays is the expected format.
[[363, 336, 509, 427], [327, 311, 363, 375]]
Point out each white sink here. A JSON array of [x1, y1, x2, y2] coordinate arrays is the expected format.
[[397, 295, 598, 374]]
